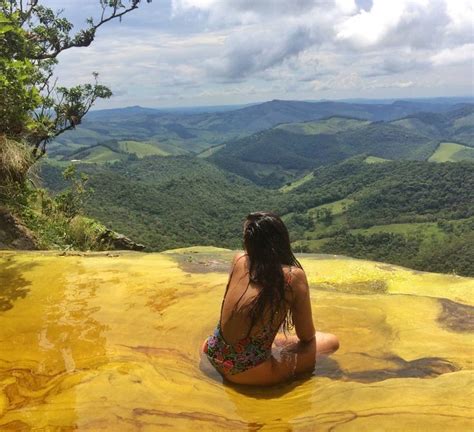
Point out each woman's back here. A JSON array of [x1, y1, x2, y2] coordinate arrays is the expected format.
[[219, 252, 293, 345]]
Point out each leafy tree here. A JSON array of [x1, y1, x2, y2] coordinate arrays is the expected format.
[[55, 165, 91, 219], [314, 208, 332, 225], [0, 10, 40, 137], [0, 0, 150, 159]]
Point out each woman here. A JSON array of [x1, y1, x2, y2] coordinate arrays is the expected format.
[[202, 211, 339, 386]]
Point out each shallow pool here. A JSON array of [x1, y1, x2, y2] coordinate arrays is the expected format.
[[0, 247, 473, 430]]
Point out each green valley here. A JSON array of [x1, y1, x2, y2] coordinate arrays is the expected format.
[[20, 94, 474, 277], [40, 153, 474, 276]]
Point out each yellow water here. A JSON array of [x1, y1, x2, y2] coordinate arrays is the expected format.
[[0, 247, 473, 431]]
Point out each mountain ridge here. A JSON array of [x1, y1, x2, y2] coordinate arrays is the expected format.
[[50, 99, 472, 159]]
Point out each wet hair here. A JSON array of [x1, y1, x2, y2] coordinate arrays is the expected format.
[[242, 211, 302, 335]]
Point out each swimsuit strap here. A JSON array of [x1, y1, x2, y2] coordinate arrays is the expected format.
[[286, 265, 293, 286]]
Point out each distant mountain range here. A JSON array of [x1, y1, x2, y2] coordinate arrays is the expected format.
[[49, 98, 473, 160]]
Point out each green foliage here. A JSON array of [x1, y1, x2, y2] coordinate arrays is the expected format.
[[40, 156, 275, 250], [0, 11, 41, 136], [279, 159, 474, 223], [280, 159, 474, 275], [209, 121, 439, 187], [414, 231, 474, 275], [0, 1, 148, 156], [54, 165, 91, 219], [0, 1, 149, 252], [321, 232, 421, 267], [318, 221, 474, 277], [39, 154, 474, 276], [65, 216, 108, 250], [344, 162, 474, 226], [4, 166, 106, 250]]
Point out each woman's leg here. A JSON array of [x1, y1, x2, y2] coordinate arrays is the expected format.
[[225, 331, 339, 386], [274, 332, 339, 356]]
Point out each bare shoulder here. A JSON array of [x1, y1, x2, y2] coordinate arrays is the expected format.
[[288, 267, 309, 295], [231, 251, 247, 267]]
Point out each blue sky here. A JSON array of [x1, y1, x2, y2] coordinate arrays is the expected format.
[[43, 0, 474, 108]]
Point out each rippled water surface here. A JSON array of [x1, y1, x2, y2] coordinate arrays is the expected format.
[[0, 247, 473, 430]]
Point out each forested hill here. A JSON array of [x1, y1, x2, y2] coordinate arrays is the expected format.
[[208, 105, 473, 187], [208, 122, 436, 186], [49, 99, 471, 159], [283, 158, 474, 275], [41, 157, 273, 250], [390, 104, 474, 145], [38, 97, 474, 276], [40, 156, 474, 276]]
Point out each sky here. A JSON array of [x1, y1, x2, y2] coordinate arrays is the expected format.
[[42, 0, 474, 108]]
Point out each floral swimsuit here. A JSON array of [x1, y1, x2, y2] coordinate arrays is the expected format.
[[205, 321, 276, 375], [205, 264, 293, 376]]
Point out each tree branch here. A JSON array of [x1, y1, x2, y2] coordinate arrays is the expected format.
[[19, 0, 39, 25], [31, 1, 143, 60]]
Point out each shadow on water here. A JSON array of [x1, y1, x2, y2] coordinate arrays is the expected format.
[[0, 257, 36, 311], [437, 298, 474, 333], [315, 353, 459, 383], [227, 372, 314, 399], [200, 350, 459, 398]]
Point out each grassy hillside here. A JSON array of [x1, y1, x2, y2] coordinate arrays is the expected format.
[[209, 104, 474, 188], [209, 121, 438, 187], [36, 99, 473, 274], [279, 172, 314, 192], [48, 99, 469, 160], [275, 117, 370, 135], [282, 158, 474, 224], [58, 139, 189, 164], [364, 156, 390, 163], [392, 105, 474, 145], [118, 140, 181, 157], [428, 142, 474, 162]]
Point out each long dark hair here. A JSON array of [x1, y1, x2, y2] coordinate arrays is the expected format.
[[242, 211, 302, 335]]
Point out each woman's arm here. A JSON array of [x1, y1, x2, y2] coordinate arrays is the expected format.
[[224, 251, 247, 287], [290, 268, 316, 342]]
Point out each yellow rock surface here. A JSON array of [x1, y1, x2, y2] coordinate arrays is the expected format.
[[0, 248, 473, 431]]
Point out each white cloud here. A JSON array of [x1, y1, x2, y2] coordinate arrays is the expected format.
[[446, 0, 474, 34], [44, 0, 474, 106], [334, 0, 453, 49], [430, 43, 474, 66], [335, 0, 358, 15], [336, 1, 406, 47]]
